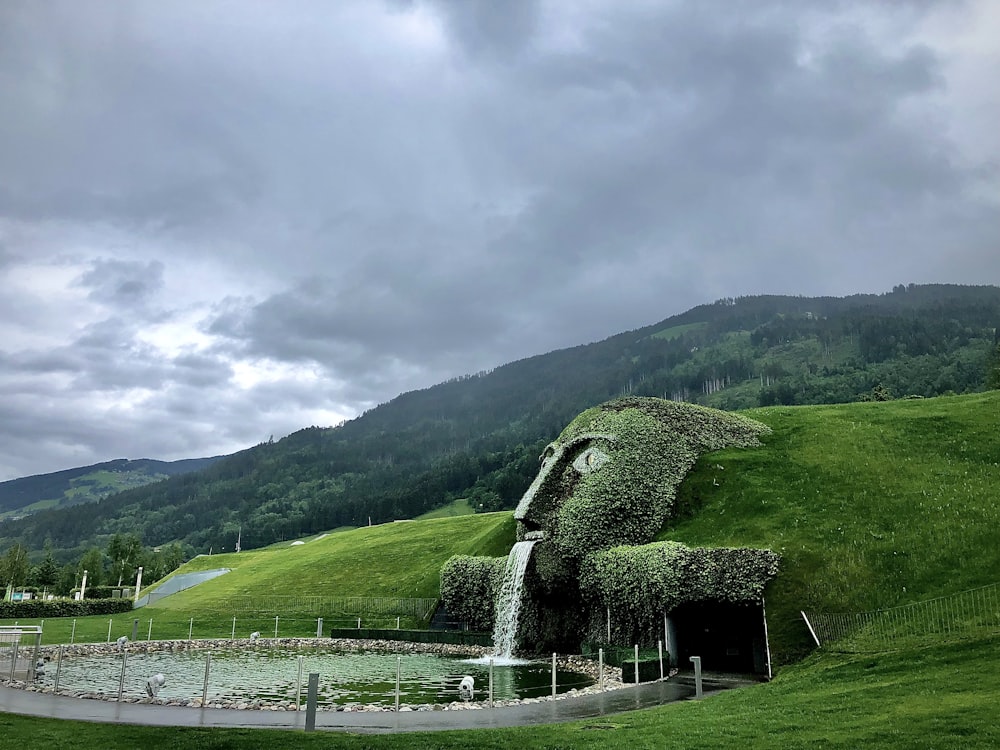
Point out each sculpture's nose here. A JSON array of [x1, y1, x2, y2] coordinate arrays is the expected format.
[[513, 444, 564, 532]]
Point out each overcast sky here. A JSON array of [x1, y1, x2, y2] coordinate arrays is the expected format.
[[1, 0, 998, 480]]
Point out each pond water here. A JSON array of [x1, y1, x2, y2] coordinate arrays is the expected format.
[[49, 646, 593, 706]]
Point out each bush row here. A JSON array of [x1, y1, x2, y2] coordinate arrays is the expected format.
[[0, 598, 135, 619]]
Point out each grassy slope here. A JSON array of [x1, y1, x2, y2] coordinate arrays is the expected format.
[[415, 499, 475, 519], [161, 512, 515, 606], [663, 390, 1000, 661]]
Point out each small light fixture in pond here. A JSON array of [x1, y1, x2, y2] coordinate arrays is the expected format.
[[458, 675, 474, 701], [145, 673, 165, 698]]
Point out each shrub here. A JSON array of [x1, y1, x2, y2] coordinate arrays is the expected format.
[[439, 555, 504, 632], [0, 598, 135, 619], [579, 541, 780, 644]]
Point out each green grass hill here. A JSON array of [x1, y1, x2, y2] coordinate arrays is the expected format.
[[4, 392, 1000, 746], [41, 390, 994, 665]]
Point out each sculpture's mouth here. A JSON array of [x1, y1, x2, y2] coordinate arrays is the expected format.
[[524, 530, 546, 541]]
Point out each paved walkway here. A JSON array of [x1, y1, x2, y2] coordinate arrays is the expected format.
[[0, 675, 751, 734]]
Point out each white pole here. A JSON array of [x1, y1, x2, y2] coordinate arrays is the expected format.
[[599, 647, 604, 691], [397, 616, 400, 630], [117, 650, 128, 702], [489, 658, 494, 708], [658, 640, 664, 680], [80, 570, 88, 600], [357, 617, 361, 629], [134, 567, 143, 602], [551, 652, 557, 698], [107, 619, 113, 643], [296, 655, 304, 710], [274, 615, 279, 639], [395, 655, 401, 712], [54, 645, 65, 692], [231, 617, 236, 640], [70, 619, 77, 644], [147, 619, 153, 640], [634, 644, 639, 684], [189, 618, 194, 640], [202, 652, 212, 707]]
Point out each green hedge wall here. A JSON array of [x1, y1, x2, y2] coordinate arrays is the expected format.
[[579, 541, 780, 644], [439, 555, 504, 632], [0, 598, 135, 619]]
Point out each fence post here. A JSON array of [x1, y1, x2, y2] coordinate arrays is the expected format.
[[70, 619, 76, 645], [147, 619, 153, 641], [690, 655, 703, 699], [53, 645, 65, 692], [9, 641, 18, 682], [231, 617, 236, 640], [357, 617, 361, 629], [202, 652, 212, 707], [395, 655, 401, 712], [599, 647, 604, 692], [634, 644, 639, 684], [189, 618, 194, 641], [658, 640, 664, 680], [274, 615, 279, 639], [107, 619, 113, 643], [316, 618, 323, 638], [489, 657, 494, 708], [117, 650, 128, 702], [296, 655, 304, 710], [305, 673, 319, 731], [132, 619, 139, 641], [551, 652, 557, 698]]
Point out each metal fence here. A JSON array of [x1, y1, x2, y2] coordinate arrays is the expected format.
[[222, 595, 439, 620], [802, 582, 1000, 651]]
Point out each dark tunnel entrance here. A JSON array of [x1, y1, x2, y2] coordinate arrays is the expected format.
[[670, 601, 770, 676]]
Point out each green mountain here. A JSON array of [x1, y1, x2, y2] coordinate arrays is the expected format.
[[2, 283, 998, 557], [0, 457, 221, 521]]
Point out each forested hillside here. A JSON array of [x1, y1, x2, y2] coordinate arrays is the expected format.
[[3, 284, 999, 560], [0, 457, 221, 520]]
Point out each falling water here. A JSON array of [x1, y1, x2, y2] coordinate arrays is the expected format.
[[492, 540, 537, 660]]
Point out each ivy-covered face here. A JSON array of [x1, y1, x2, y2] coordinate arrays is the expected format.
[[513, 398, 770, 567]]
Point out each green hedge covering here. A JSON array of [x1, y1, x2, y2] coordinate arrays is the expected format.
[[439, 555, 504, 632], [579, 541, 780, 644], [0, 598, 135, 619]]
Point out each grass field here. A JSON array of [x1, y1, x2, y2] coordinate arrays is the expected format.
[[662, 391, 1000, 661]]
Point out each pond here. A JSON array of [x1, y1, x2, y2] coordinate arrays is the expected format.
[[48, 645, 594, 707]]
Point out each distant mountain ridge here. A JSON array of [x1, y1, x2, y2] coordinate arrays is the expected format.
[[2, 283, 998, 557], [0, 457, 222, 520]]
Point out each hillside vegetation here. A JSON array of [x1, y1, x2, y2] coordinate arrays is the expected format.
[[661, 390, 1000, 660], [3, 284, 998, 563], [0, 457, 219, 520], [24, 391, 993, 664]]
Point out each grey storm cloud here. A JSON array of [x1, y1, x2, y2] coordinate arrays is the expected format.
[[0, 0, 998, 479]]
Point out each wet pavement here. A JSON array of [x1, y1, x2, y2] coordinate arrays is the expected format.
[[0, 675, 752, 734]]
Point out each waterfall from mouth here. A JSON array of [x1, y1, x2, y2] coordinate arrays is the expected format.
[[492, 540, 537, 659]]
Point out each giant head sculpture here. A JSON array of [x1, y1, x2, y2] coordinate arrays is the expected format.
[[514, 397, 771, 576]]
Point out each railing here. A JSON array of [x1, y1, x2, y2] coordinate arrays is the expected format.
[[802, 582, 1000, 651]]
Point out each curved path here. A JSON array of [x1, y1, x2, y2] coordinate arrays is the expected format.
[[0, 675, 749, 734]]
